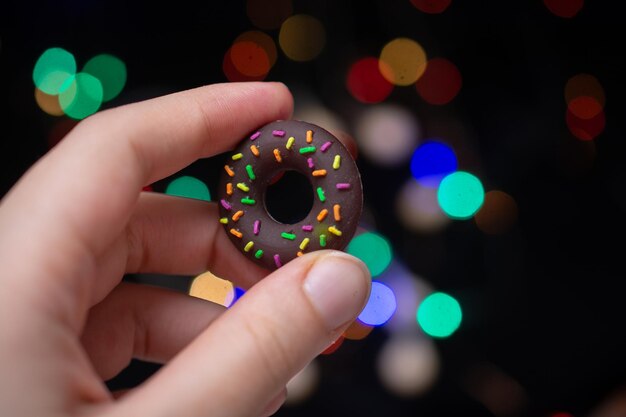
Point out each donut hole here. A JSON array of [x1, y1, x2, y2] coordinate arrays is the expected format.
[[264, 170, 314, 224]]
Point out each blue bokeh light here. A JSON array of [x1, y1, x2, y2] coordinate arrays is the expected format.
[[410, 141, 457, 188], [358, 281, 397, 326]]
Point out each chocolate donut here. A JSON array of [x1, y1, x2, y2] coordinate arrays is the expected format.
[[217, 120, 363, 270]]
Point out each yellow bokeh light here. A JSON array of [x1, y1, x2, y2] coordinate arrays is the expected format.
[[189, 271, 235, 307], [34, 87, 64, 116], [379, 38, 427, 86], [279, 14, 326, 62], [235, 30, 278, 68]]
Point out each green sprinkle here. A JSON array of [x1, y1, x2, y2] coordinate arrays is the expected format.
[[316, 187, 326, 202], [241, 197, 256, 205], [246, 164, 256, 180], [255, 249, 264, 259], [281, 232, 296, 240], [299, 146, 316, 154], [320, 234, 327, 247], [232, 153, 243, 160]]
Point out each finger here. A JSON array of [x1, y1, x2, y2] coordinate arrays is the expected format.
[[81, 282, 225, 381], [108, 251, 370, 417], [260, 388, 287, 417]]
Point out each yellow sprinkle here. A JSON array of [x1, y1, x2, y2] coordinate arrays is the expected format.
[[297, 251, 304, 257], [273, 148, 282, 162], [232, 210, 244, 221], [317, 209, 328, 222], [312, 169, 327, 177], [299, 238, 310, 250], [306, 130, 313, 143], [219, 217, 228, 224], [286, 136, 295, 149], [237, 183, 250, 192], [224, 165, 235, 177], [244, 241, 254, 252], [250, 145, 260, 157], [226, 183, 233, 195], [328, 226, 342, 236], [232, 153, 243, 160], [333, 204, 341, 221], [230, 229, 243, 238], [333, 155, 341, 170]]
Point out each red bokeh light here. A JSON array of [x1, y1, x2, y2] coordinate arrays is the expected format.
[[410, 0, 452, 14], [223, 47, 267, 82], [566, 108, 605, 141], [415, 57, 462, 105], [567, 96, 603, 120], [321, 336, 345, 355], [543, 0, 584, 18], [346, 57, 393, 104]]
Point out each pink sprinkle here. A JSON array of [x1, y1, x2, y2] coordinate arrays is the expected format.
[[253, 220, 261, 235], [250, 131, 261, 141], [336, 183, 351, 190], [220, 199, 232, 210], [301, 225, 313, 232], [272, 130, 286, 137], [307, 158, 315, 168], [274, 254, 282, 268], [320, 141, 332, 152]]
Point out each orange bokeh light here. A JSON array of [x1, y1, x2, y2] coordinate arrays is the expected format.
[[235, 31, 278, 68], [230, 40, 271, 77], [474, 191, 518, 235], [222, 46, 267, 82]]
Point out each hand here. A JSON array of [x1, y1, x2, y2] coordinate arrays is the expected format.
[[0, 82, 371, 417]]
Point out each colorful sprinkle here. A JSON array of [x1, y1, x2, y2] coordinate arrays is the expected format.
[[320, 234, 327, 247], [250, 145, 260, 157], [317, 209, 328, 222], [230, 228, 243, 238], [232, 210, 244, 221], [297, 251, 304, 257], [299, 238, 310, 250], [302, 224, 314, 232], [333, 204, 341, 221], [244, 241, 254, 252], [281, 232, 296, 240], [328, 226, 342, 236], [237, 182, 250, 192], [307, 158, 315, 169], [232, 153, 243, 161], [253, 220, 261, 235], [316, 187, 326, 202], [336, 183, 351, 190], [273, 148, 282, 163], [241, 197, 256, 205], [312, 169, 327, 177], [224, 165, 235, 177], [272, 130, 286, 137], [220, 199, 232, 210], [274, 254, 282, 268], [219, 217, 228, 224], [255, 249, 264, 259], [226, 183, 233, 195], [333, 155, 341, 170], [246, 164, 256, 180], [306, 130, 313, 143], [286, 136, 295, 149], [320, 141, 332, 152], [299, 146, 316, 154], [250, 131, 261, 141]]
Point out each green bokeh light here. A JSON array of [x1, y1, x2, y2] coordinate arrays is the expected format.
[[417, 292, 462, 338], [33, 48, 76, 95], [83, 54, 127, 102], [437, 171, 485, 219], [58, 73, 104, 120], [166, 176, 211, 202], [347, 232, 392, 277]]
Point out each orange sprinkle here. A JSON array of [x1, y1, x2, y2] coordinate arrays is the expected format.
[[230, 228, 243, 238], [273, 148, 282, 162], [226, 183, 233, 195], [312, 169, 327, 177], [306, 130, 313, 143], [250, 145, 260, 157], [297, 251, 304, 257], [317, 208, 328, 222], [333, 204, 341, 221], [232, 210, 244, 221], [224, 165, 235, 177]]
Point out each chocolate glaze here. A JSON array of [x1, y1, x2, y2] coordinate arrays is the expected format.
[[217, 120, 363, 270]]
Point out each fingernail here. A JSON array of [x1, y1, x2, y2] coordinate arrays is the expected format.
[[303, 253, 371, 330]]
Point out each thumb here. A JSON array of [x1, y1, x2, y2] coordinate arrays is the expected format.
[[109, 251, 370, 417]]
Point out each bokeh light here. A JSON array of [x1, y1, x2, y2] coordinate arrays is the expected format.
[[396, 179, 450, 233], [464, 362, 529, 416], [355, 104, 420, 166], [543, 0, 584, 18], [565, 73, 605, 119], [247, 0, 292, 30], [279, 14, 326, 62], [417, 292, 462, 338], [379, 38, 427, 86], [83, 54, 127, 102], [410, 0, 452, 14], [35, 88, 64, 116], [189, 271, 236, 307], [437, 171, 485, 219], [410, 140, 457, 187], [235, 31, 278, 68], [285, 360, 319, 405], [566, 107, 605, 141], [346, 57, 393, 104], [377, 335, 440, 396], [321, 336, 345, 355], [33, 47, 76, 95], [223, 46, 267, 82], [358, 281, 397, 326], [347, 231, 392, 277], [165, 176, 211, 201], [343, 319, 374, 340], [415, 57, 462, 105], [229, 41, 271, 78], [58, 72, 104, 120], [474, 190, 518, 234]]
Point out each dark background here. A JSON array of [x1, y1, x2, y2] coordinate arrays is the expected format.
[[2, 1, 625, 416]]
